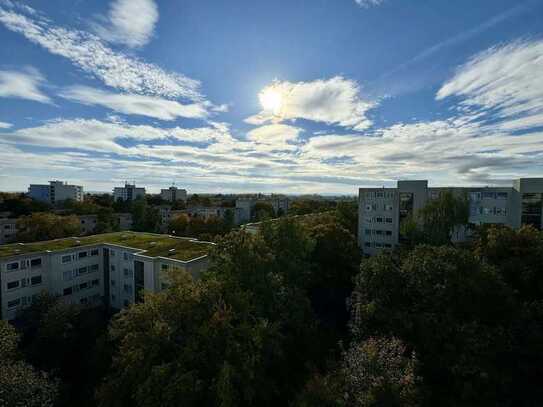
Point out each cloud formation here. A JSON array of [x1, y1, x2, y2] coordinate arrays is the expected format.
[[354, 0, 385, 8], [0, 121, 12, 129], [0, 67, 51, 103], [92, 0, 159, 48], [246, 77, 375, 131], [0, 4, 201, 100], [59, 86, 210, 121]]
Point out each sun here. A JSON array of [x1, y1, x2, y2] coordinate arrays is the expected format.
[[259, 87, 283, 114]]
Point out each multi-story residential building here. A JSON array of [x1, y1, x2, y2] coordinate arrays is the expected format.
[[113, 183, 146, 202], [157, 206, 186, 232], [0, 232, 213, 320], [115, 213, 133, 231], [235, 196, 290, 223], [358, 178, 543, 256], [0, 218, 17, 244], [160, 186, 187, 203], [78, 215, 98, 235], [28, 181, 84, 204]]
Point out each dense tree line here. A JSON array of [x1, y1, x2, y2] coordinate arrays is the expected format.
[[2, 195, 543, 406]]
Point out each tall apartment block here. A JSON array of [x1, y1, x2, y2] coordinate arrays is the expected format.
[[28, 180, 84, 204], [160, 186, 187, 202], [358, 178, 543, 256], [113, 183, 146, 202], [0, 232, 212, 320]]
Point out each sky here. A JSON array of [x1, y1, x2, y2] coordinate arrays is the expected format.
[[0, 0, 542, 194]]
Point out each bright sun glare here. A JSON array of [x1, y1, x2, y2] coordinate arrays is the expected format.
[[259, 87, 283, 114]]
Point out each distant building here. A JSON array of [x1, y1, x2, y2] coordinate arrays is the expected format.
[[0, 219, 17, 244], [115, 213, 133, 231], [160, 186, 187, 203], [28, 181, 83, 204], [358, 178, 543, 256], [235, 196, 290, 223], [78, 215, 98, 235], [113, 183, 146, 202], [0, 232, 213, 320]]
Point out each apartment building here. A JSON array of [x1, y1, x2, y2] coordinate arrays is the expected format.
[[0, 218, 17, 244], [113, 183, 146, 202], [0, 232, 212, 320], [115, 213, 133, 231], [358, 178, 543, 256], [79, 215, 98, 235], [160, 186, 187, 203], [235, 197, 290, 223], [28, 181, 84, 204]]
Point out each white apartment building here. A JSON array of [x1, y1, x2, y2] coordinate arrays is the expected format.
[[0, 232, 212, 320], [160, 186, 187, 203], [113, 183, 146, 202], [28, 181, 84, 204], [358, 178, 543, 256], [115, 213, 133, 231]]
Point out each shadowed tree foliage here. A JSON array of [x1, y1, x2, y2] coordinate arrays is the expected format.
[[0, 320, 58, 407], [16, 212, 81, 242]]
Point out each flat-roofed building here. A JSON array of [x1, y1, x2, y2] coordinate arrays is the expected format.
[[0, 219, 17, 244], [113, 183, 146, 202], [0, 232, 213, 320], [358, 178, 543, 256], [160, 186, 187, 203], [28, 181, 83, 204], [78, 215, 98, 235]]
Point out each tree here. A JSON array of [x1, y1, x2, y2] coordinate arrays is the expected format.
[[253, 202, 275, 221], [131, 200, 160, 233], [342, 337, 420, 407], [335, 201, 358, 236], [168, 213, 190, 235], [0, 193, 51, 217], [0, 320, 58, 407], [350, 246, 515, 406], [16, 213, 81, 242], [417, 190, 470, 245]]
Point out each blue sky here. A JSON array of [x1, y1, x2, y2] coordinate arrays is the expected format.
[[0, 0, 542, 194]]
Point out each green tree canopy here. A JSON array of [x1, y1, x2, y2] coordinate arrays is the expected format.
[[16, 213, 81, 242]]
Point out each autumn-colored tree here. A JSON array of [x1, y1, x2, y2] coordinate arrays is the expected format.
[[16, 213, 81, 242]]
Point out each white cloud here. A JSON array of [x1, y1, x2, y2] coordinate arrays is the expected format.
[[355, 0, 384, 8], [0, 67, 51, 103], [0, 5, 201, 100], [246, 76, 375, 131], [59, 86, 209, 121], [0, 121, 13, 129], [437, 39, 543, 121], [92, 0, 159, 48], [247, 124, 303, 152]]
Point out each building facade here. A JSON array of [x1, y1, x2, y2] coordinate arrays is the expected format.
[[28, 181, 83, 204], [0, 219, 17, 245], [358, 178, 543, 256], [113, 183, 146, 202], [0, 232, 212, 320], [160, 186, 187, 203]]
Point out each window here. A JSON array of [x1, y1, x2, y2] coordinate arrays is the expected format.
[[111, 265, 116, 271], [124, 253, 129, 261], [7, 299, 20, 309], [364, 242, 371, 248], [91, 279, 100, 287], [78, 251, 87, 259], [21, 278, 28, 288], [385, 231, 392, 236], [384, 243, 392, 248], [90, 264, 99, 272], [470, 192, 481, 202], [31, 276, 42, 286], [111, 279, 116, 286], [496, 192, 508, 200], [364, 229, 371, 236], [124, 284, 133, 294], [80, 298, 88, 305], [79, 267, 87, 275], [111, 294, 116, 302], [30, 258, 42, 268], [376, 192, 384, 198], [63, 271, 72, 281], [61, 255, 72, 264], [123, 300, 130, 307], [63, 287, 73, 296], [7, 280, 20, 290], [385, 218, 393, 223], [161, 264, 168, 271], [110, 250, 116, 257], [124, 268, 133, 278], [376, 230, 383, 236], [482, 192, 495, 199], [6, 262, 19, 271], [376, 217, 383, 223], [90, 249, 99, 256], [80, 282, 89, 290]]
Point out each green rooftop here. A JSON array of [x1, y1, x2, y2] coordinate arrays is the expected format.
[[0, 232, 212, 261]]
